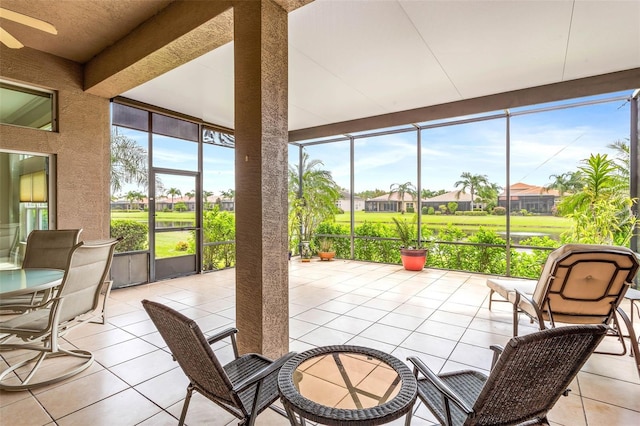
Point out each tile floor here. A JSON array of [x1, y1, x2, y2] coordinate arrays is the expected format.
[[1, 259, 639, 425]]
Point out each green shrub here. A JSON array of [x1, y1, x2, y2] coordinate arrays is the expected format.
[[193, 206, 236, 270], [422, 207, 429, 215], [110, 220, 148, 253], [454, 210, 488, 216], [493, 206, 506, 215], [174, 202, 188, 212], [427, 206, 435, 215], [175, 241, 189, 251], [447, 202, 458, 214]]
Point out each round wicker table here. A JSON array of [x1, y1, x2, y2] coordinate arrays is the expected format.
[[278, 345, 417, 426]]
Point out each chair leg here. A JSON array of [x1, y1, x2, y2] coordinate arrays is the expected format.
[[616, 307, 640, 378], [178, 385, 194, 426], [488, 289, 494, 310]]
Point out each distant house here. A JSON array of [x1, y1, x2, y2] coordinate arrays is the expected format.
[[421, 190, 475, 212], [336, 192, 365, 212], [365, 193, 418, 213], [498, 182, 560, 214]]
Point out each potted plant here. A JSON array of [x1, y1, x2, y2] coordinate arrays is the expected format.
[[300, 241, 312, 262], [392, 216, 427, 271], [317, 238, 335, 261]]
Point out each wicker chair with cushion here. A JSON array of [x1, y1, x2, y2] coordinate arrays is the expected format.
[[142, 299, 296, 426], [486, 244, 640, 377], [0, 238, 118, 390], [408, 324, 608, 426]]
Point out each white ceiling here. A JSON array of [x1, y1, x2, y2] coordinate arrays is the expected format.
[[121, 0, 640, 133]]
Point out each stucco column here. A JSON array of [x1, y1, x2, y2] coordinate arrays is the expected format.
[[233, 0, 289, 358]]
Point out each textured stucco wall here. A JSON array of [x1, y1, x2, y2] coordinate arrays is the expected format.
[[0, 45, 111, 240], [234, 0, 290, 359]]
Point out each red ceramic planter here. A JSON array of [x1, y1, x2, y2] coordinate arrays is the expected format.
[[400, 248, 427, 271]]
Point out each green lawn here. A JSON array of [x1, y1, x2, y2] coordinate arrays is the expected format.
[[335, 211, 570, 235]]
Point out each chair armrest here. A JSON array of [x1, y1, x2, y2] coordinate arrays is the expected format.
[[206, 327, 239, 357], [232, 351, 297, 394], [206, 327, 238, 344], [514, 288, 547, 329], [407, 356, 474, 415], [489, 345, 504, 370]]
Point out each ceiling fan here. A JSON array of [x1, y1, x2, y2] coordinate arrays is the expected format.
[[0, 7, 57, 49]]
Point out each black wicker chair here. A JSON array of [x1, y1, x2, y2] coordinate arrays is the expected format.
[[407, 325, 608, 426], [142, 300, 296, 426]]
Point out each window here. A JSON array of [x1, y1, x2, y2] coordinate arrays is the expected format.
[[0, 81, 55, 131]]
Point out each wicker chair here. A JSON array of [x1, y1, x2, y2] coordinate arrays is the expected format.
[[487, 244, 640, 377], [141, 300, 296, 426], [1, 229, 82, 313], [0, 238, 118, 390], [408, 325, 608, 426]]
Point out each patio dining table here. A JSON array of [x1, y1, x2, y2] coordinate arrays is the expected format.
[[0, 268, 65, 298], [278, 345, 417, 426]]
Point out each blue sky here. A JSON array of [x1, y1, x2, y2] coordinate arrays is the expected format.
[[114, 90, 633, 197]]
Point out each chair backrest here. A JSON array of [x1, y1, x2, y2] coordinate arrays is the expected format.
[[22, 229, 82, 270], [469, 325, 607, 425], [142, 300, 238, 407], [531, 244, 639, 323], [0, 224, 19, 258], [57, 239, 118, 324]]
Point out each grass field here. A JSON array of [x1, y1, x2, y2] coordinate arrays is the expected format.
[[112, 210, 571, 256]]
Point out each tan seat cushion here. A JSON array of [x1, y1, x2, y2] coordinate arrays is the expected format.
[[487, 278, 536, 301]]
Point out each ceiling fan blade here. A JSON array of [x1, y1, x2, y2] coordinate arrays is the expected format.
[[0, 27, 24, 48], [0, 7, 57, 35]]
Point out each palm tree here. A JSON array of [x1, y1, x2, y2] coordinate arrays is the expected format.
[[221, 189, 235, 199], [545, 171, 583, 196], [184, 190, 195, 201], [388, 181, 417, 213], [288, 152, 341, 249], [454, 172, 489, 211], [202, 190, 214, 210], [166, 188, 182, 210], [125, 190, 145, 210], [110, 130, 147, 195], [558, 153, 635, 245], [607, 139, 630, 183]]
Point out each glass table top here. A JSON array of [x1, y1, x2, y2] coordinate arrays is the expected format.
[[293, 352, 401, 410]]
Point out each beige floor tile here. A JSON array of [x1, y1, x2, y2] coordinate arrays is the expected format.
[[66, 328, 136, 352], [36, 369, 129, 419], [108, 349, 177, 386], [298, 326, 355, 347], [578, 372, 640, 411], [400, 332, 457, 359], [582, 397, 640, 425], [428, 310, 474, 328], [447, 342, 495, 370], [415, 319, 467, 341], [134, 367, 189, 409], [289, 318, 320, 339], [324, 316, 373, 335], [0, 394, 53, 426], [548, 393, 587, 426], [343, 306, 388, 322], [378, 311, 426, 331], [293, 308, 340, 325], [459, 328, 511, 349], [55, 388, 161, 426], [359, 323, 412, 346], [92, 337, 158, 368], [165, 393, 236, 426]]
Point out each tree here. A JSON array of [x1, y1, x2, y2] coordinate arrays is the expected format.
[[220, 188, 235, 199], [476, 182, 502, 212], [125, 190, 145, 210], [357, 189, 387, 199], [110, 130, 147, 195], [289, 152, 341, 252], [422, 188, 446, 199], [184, 190, 195, 201], [607, 139, 630, 182], [388, 181, 417, 213], [558, 153, 635, 245], [545, 171, 583, 196], [166, 188, 182, 210], [454, 172, 489, 211]]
